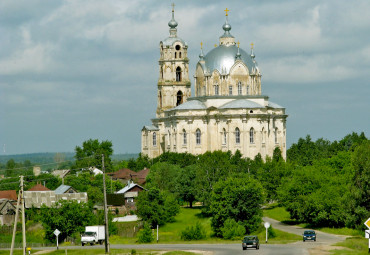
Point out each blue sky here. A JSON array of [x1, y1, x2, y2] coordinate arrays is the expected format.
[[1, 0, 369, 155]]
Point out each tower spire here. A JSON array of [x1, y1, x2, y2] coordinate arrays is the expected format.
[[168, 3, 178, 37], [236, 41, 241, 60], [199, 42, 204, 61]]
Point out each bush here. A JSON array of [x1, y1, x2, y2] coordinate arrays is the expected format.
[[181, 222, 206, 241], [268, 226, 277, 238], [137, 223, 153, 243], [221, 218, 245, 240]]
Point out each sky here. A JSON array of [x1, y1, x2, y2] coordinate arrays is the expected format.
[[1, 0, 369, 155]]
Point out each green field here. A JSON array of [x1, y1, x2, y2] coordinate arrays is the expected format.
[[0, 249, 199, 255]]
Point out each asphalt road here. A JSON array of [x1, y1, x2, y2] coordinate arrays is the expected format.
[[7, 217, 348, 254]]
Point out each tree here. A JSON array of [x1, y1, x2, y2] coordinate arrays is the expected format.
[[136, 189, 180, 227], [145, 162, 180, 192], [74, 139, 113, 171], [176, 165, 197, 207], [210, 176, 265, 237], [40, 200, 95, 242]]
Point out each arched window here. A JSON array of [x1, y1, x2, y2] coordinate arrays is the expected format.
[[168, 131, 171, 146], [179, 52, 182, 58], [229, 86, 232, 95], [223, 129, 227, 145], [249, 128, 254, 144], [238, 82, 242, 95], [214, 85, 219, 95], [176, 91, 183, 106], [175, 52, 177, 59], [183, 129, 187, 145], [176, 66, 182, 81], [235, 128, 240, 144], [275, 128, 278, 144], [153, 132, 157, 146], [196, 129, 201, 145], [247, 85, 250, 95]]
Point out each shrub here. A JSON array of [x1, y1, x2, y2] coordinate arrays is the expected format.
[[181, 222, 206, 241], [268, 226, 277, 238], [137, 223, 153, 243], [221, 218, 245, 240]]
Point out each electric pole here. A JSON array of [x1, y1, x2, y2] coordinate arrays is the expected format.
[[10, 190, 21, 255], [21, 176, 26, 255], [102, 154, 110, 253]]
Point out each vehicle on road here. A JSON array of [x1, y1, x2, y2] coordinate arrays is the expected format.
[[81, 225, 105, 246], [242, 235, 260, 250], [303, 230, 316, 242]]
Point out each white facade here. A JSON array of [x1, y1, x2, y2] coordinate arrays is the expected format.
[[142, 9, 287, 160]]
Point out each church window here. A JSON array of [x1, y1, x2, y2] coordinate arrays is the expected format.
[[176, 91, 183, 106], [235, 128, 240, 144], [196, 129, 201, 145], [250, 128, 254, 144], [175, 52, 177, 58], [175, 45, 181, 50], [183, 130, 187, 145], [275, 128, 278, 144], [168, 131, 171, 146], [179, 52, 182, 58], [176, 67, 182, 81], [238, 82, 242, 95], [159, 91, 162, 108], [247, 85, 250, 95], [153, 132, 157, 146], [214, 85, 219, 95], [229, 86, 233, 95], [223, 129, 227, 145]]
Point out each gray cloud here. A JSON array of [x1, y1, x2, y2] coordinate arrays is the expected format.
[[1, 0, 369, 155]]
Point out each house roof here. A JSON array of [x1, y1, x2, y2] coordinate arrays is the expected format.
[[54, 185, 74, 194], [28, 183, 51, 191], [0, 190, 17, 201], [108, 168, 137, 180], [116, 182, 144, 194], [136, 168, 150, 185], [52, 169, 70, 178]]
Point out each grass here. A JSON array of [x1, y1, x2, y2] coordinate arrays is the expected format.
[[331, 237, 369, 255], [263, 205, 363, 237], [255, 228, 301, 244], [0, 249, 199, 255]]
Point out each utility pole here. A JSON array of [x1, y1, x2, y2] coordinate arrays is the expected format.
[[10, 190, 21, 255], [102, 154, 110, 253], [21, 176, 27, 255]]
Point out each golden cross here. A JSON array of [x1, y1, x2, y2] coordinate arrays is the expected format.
[[224, 8, 230, 16], [214, 44, 218, 47], [171, 3, 175, 11], [251, 42, 254, 49], [200, 42, 203, 49], [237, 41, 240, 48]]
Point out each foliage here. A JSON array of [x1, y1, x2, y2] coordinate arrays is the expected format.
[[181, 222, 206, 241], [268, 226, 277, 238], [74, 139, 113, 171], [39, 200, 95, 242], [220, 218, 245, 240], [136, 189, 180, 228], [137, 222, 154, 243], [210, 176, 265, 237], [145, 162, 181, 191], [175, 165, 197, 207]]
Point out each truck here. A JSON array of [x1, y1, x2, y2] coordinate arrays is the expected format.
[[81, 225, 105, 246]]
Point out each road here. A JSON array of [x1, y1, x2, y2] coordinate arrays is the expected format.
[[10, 218, 347, 255]]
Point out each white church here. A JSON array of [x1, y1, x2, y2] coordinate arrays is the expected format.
[[141, 7, 288, 160]]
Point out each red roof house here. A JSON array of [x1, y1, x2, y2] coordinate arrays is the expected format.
[[28, 183, 50, 191], [0, 190, 17, 201]]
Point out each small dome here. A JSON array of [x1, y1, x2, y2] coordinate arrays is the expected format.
[[168, 18, 178, 29], [202, 44, 257, 74]]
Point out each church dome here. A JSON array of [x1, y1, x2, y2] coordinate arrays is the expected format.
[[203, 44, 257, 74]]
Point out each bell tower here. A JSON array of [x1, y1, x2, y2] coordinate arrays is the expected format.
[[157, 4, 191, 117]]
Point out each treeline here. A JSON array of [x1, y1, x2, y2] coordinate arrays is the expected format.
[[130, 132, 369, 237]]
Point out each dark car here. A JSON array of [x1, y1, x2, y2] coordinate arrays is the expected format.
[[303, 230, 316, 242], [242, 235, 260, 250]]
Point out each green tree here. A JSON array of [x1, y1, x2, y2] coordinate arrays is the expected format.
[[176, 165, 197, 207], [136, 189, 179, 227], [137, 222, 154, 243], [145, 162, 180, 192], [40, 200, 95, 242], [221, 218, 245, 240], [74, 139, 113, 171], [210, 176, 265, 237]]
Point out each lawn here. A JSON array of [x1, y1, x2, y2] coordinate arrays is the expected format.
[[330, 237, 369, 255], [0, 249, 199, 255], [263, 206, 362, 237]]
